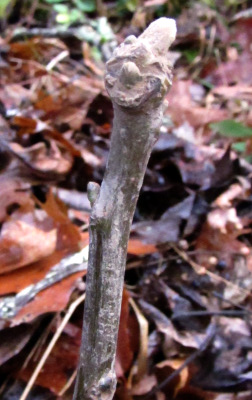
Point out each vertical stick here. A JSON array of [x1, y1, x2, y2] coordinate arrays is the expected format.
[[73, 17, 176, 400]]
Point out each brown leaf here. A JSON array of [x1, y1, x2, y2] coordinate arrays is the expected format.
[[127, 238, 157, 255], [18, 328, 80, 394], [0, 85, 32, 110], [210, 19, 252, 86], [195, 208, 250, 267], [155, 358, 189, 398], [116, 289, 134, 378], [37, 190, 81, 253], [0, 324, 36, 365], [138, 300, 207, 355], [167, 80, 228, 129], [12, 115, 38, 133], [0, 209, 57, 274], [12, 270, 85, 325], [0, 251, 64, 296], [0, 176, 32, 223], [35, 91, 63, 114], [211, 85, 252, 102], [0, 189, 81, 275], [131, 374, 157, 396], [10, 38, 67, 63]]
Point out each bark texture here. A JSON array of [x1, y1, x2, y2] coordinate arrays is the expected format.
[[73, 17, 176, 400]]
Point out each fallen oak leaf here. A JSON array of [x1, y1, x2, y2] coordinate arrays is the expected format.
[[195, 207, 250, 267], [142, 324, 216, 399], [167, 80, 228, 129], [0, 209, 57, 274], [127, 238, 157, 255], [12, 270, 85, 326], [116, 289, 134, 379], [9, 38, 67, 62], [0, 324, 37, 365], [0, 137, 67, 183], [43, 129, 81, 157], [12, 115, 81, 157], [36, 189, 81, 253], [155, 358, 189, 398], [213, 182, 249, 208], [0, 187, 82, 275], [131, 374, 157, 396], [0, 246, 88, 321], [18, 297, 85, 396], [0, 176, 32, 223], [0, 251, 65, 296], [138, 299, 207, 351]]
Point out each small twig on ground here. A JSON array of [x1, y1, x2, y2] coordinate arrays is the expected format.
[[20, 293, 85, 400], [59, 369, 78, 396], [143, 323, 216, 399], [172, 309, 250, 321], [213, 291, 252, 314], [172, 245, 251, 298]]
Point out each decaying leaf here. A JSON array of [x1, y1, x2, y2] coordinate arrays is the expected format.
[[0, 209, 57, 274]]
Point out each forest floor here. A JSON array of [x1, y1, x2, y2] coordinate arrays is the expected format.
[[0, 1, 252, 399]]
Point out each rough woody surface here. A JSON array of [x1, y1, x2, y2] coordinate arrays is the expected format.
[[73, 17, 176, 400]]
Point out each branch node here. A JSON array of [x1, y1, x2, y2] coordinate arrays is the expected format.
[[87, 182, 100, 208]]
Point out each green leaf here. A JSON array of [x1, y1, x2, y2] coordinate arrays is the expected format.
[[44, 0, 65, 3], [96, 17, 114, 42], [74, 25, 100, 43], [231, 142, 246, 153], [69, 8, 85, 23], [56, 12, 71, 24], [201, 0, 216, 7], [53, 4, 85, 24], [117, 0, 138, 13], [91, 46, 102, 62], [245, 155, 252, 163], [53, 4, 69, 13], [199, 79, 214, 90], [183, 49, 198, 63], [210, 120, 252, 138], [73, 0, 96, 12], [0, 0, 13, 18]]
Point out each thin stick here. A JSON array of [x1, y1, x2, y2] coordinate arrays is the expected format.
[[22, 315, 58, 369], [172, 245, 251, 298], [59, 368, 78, 396], [143, 323, 216, 399], [172, 309, 250, 320], [73, 18, 177, 400], [20, 293, 85, 400]]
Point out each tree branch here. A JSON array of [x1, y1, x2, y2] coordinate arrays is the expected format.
[[73, 17, 176, 400]]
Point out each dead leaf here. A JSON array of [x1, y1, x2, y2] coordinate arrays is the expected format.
[[155, 358, 189, 398], [196, 208, 250, 267], [0, 209, 57, 274], [0, 251, 64, 296], [127, 239, 157, 255], [12, 270, 85, 325], [116, 289, 134, 378], [167, 80, 228, 129], [0, 176, 32, 223], [138, 300, 207, 354], [37, 190, 81, 253], [18, 329, 80, 394], [131, 374, 157, 396], [0, 324, 36, 365]]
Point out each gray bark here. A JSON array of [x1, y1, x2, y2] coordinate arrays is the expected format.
[[73, 17, 176, 400]]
